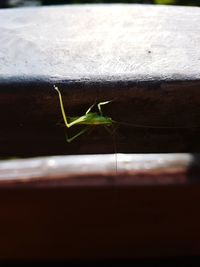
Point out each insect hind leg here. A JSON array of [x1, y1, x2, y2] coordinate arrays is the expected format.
[[65, 126, 90, 143], [104, 124, 118, 135]]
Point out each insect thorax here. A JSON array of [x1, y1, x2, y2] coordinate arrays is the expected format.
[[69, 113, 113, 125]]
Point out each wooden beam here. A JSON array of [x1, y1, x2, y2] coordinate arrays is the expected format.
[[0, 5, 200, 156]]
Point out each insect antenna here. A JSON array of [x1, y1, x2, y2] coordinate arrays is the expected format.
[[119, 121, 200, 130], [112, 126, 118, 176], [104, 124, 118, 176]]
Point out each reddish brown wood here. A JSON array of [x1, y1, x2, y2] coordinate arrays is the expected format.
[[0, 154, 199, 260], [0, 4, 200, 261], [0, 185, 200, 260]]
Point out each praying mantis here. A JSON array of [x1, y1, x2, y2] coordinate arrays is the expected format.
[[54, 85, 115, 143]]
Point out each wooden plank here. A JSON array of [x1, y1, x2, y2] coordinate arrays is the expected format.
[[0, 5, 200, 156], [0, 153, 199, 186], [0, 153, 199, 260], [0, 4, 200, 260], [0, 161, 200, 260]]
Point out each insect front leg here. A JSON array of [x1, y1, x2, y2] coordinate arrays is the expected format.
[[97, 101, 112, 115], [85, 103, 96, 114]]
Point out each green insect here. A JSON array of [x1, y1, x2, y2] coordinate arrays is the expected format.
[[54, 85, 115, 143], [54, 85, 196, 144]]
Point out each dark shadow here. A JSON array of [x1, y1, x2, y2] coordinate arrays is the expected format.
[[1, 257, 200, 266], [187, 153, 200, 183]]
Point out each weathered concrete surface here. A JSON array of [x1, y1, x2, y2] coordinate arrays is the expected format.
[[0, 4, 200, 81], [0, 4, 200, 156]]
